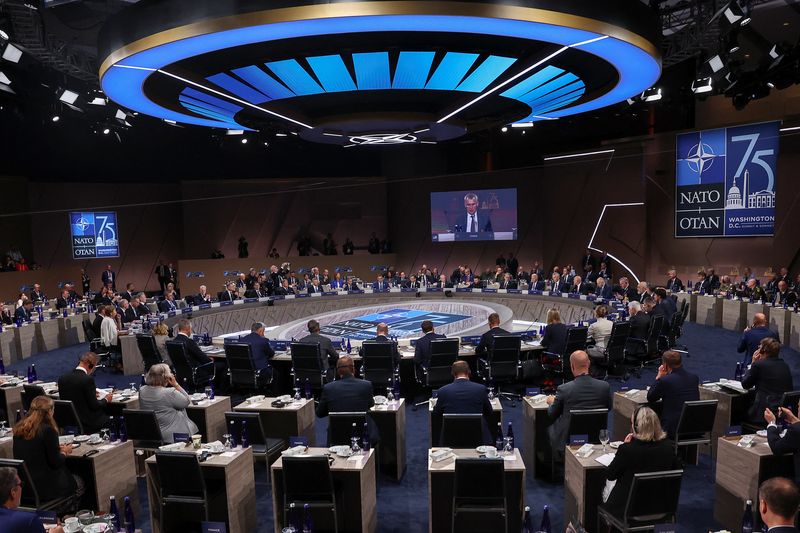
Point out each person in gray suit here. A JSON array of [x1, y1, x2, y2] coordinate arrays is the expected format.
[[298, 319, 340, 370], [138, 363, 199, 443], [546, 350, 611, 460]]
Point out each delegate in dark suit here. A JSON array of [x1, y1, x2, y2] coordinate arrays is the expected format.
[[239, 332, 275, 373], [13, 306, 31, 323], [316, 374, 376, 443], [122, 307, 137, 324], [158, 299, 179, 313], [547, 374, 611, 455], [413, 331, 446, 369], [603, 438, 682, 519], [57, 369, 110, 434], [595, 284, 613, 299], [359, 334, 401, 367], [646, 366, 700, 437], [432, 378, 494, 445], [541, 322, 568, 356], [170, 333, 220, 383], [12, 425, 78, 502], [742, 356, 794, 424], [298, 333, 339, 370], [474, 327, 510, 358], [56, 296, 72, 310], [738, 326, 780, 363], [0, 507, 52, 533], [218, 290, 238, 302], [767, 422, 800, 484]]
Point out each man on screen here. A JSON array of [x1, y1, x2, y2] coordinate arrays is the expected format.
[[458, 193, 492, 233]]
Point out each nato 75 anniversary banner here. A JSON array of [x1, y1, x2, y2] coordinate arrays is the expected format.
[[675, 121, 778, 237]]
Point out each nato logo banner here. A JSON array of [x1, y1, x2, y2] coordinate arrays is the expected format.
[[70, 212, 120, 258], [676, 121, 778, 237]]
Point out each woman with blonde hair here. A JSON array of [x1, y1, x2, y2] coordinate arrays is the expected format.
[[541, 308, 568, 356], [601, 406, 681, 520], [151, 322, 172, 365], [138, 363, 198, 443], [12, 396, 84, 510]]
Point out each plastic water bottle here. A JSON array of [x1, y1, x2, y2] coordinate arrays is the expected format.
[[539, 504, 552, 533], [108, 496, 121, 531], [350, 422, 361, 454], [522, 506, 534, 533], [240, 420, 249, 448], [30, 364, 37, 382], [362, 422, 370, 452], [118, 416, 127, 443], [123, 496, 135, 533], [495, 422, 504, 451], [742, 499, 754, 533], [302, 503, 313, 533], [304, 378, 311, 400], [506, 422, 515, 449]]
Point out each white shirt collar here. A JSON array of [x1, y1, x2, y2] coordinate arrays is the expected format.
[[75, 366, 88, 374]]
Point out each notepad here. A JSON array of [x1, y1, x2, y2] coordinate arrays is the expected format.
[[595, 453, 616, 467]]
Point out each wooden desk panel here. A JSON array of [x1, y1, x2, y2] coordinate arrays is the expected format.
[[0, 329, 19, 365], [565, 444, 613, 532], [67, 440, 139, 515], [791, 311, 800, 352], [57, 314, 87, 345], [119, 334, 145, 376], [0, 382, 23, 420], [271, 448, 377, 533], [699, 385, 750, 456], [695, 296, 722, 327], [0, 435, 11, 458], [187, 396, 231, 443], [522, 396, 549, 478], [14, 324, 39, 360], [768, 307, 791, 345], [35, 320, 61, 353], [370, 399, 406, 480], [721, 299, 747, 331], [612, 390, 648, 442], [234, 397, 316, 446]]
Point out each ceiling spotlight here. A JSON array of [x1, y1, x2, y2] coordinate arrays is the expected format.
[[58, 89, 79, 105], [1, 43, 21, 63], [511, 122, 534, 129], [0, 71, 9, 85], [88, 97, 106, 106], [115, 109, 127, 121], [723, 1, 750, 26], [51, 115, 60, 122], [726, 33, 741, 54], [263, 141, 269, 147], [102, 128, 110, 135], [501, 126, 508, 133], [226, 129, 244, 136], [521, 130, 527, 135], [275, 133, 288, 137], [626, 97, 636, 105], [164, 119, 177, 125], [0, 30, 8, 41], [767, 81, 775, 89], [691, 77, 713, 94], [707, 55, 725, 74], [641, 87, 662, 102], [241, 138, 248, 144]]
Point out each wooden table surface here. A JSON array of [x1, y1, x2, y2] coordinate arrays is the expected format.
[[233, 396, 316, 445], [612, 390, 648, 442], [67, 439, 139, 515], [522, 395, 549, 478], [370, 398, 407, 480], [186, 396, 232, 443], [565, 444, 618, 532]]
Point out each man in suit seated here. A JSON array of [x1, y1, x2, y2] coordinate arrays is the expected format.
[[549, 272, 564, 293], [475, 312, 509, 358], [545, 350, 611, 460], [218, 282, 239, 302], [158, 291, 179, 313], [57, 352, 113, 434], [571, 275, 589, 295], [738, 312, 780, 364], [244, 281, 267, 299], [239, 322, 275, 383], [13, 301, 33, 323], [742, 337, 793, 425], [666, 269, 683, 292], [432, 361, 494, 445], [413, 320, 446, 372], [407, 275, 421, 289], [359, 322, 401, 368], [0, 303, 12, 325], [764, 401, 800, 485], [195, 285, 213, 304], [316, 355, 377, 444], [298, 319, 339, 371], [652, 287, 678, 333], [594, 276, 613, 299], [625, 301, 651, 357], [130, 297, 148, 320], [29, 283, 45, 303], [646, 350, 700, 438], [171, 318, 227, 390], [739, 278, 768, 301], [120, 283, 135, 302], [758, 477, 800, 532], [56, 289, 72, 310], [774, 280, 798, 307], [307, 278, 323, 294], [274, 279, 295, 296], [529, 273, 545, 291], [435, 274, 453, 290], [614, 276, 638, 303], [119, 298, 136, 324], [372, 275, 388, 292], [499, 273, 517, 290], [0, 466, 66, 533]]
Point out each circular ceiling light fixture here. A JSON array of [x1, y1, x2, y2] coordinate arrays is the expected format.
[[349, 132, 418, 146], [98, 0, 661, 145]]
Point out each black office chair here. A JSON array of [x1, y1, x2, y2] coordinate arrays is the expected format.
[[136, 334, 166, 372], [416, 338, 460, 406], [440, 414, 484, 448], [781, 391, 800, 414], [82, 317, 113, 371], [224, 412, 286, 467], [282, 456, 338, 533], [122, 409, 165, 450], [21, 384, 45, 411], [478, 335, 521, 401], [328, 411, 368, 447], [625, 315, 664, 377], [452, 457, 508, 533], [597, 470, 684, 532], [289, 342, 328, 393], [225, 343, 271, 393], [154, 451, 210, 533], [361, 341, 397, 392], [567, 408, 609, 444], [53, 400, 84, 435], [673, 400, 718, 457], [0, 458, 75, 513], [589, 321, 631, 380], [166, 340, 215, 392], [542, 326, 588, 387]]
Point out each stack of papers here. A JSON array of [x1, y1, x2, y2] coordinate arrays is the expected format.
[[595, 453, 616, 467]]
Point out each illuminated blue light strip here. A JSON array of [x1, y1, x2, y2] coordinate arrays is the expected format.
[[101, 15, 661, 129], [353, 52, 391, 90], [456, 55, 516, 93], [500, 65, 564, 100], [426, 52, 479, 90], [207, 72, 270, 104], [393, 51, 435, 89], [307, 55, 357, 92], [231, 66, 295, 100], [181, 102, 234, 122], [524, 79, 584, 108], [181, 87, 243, 114], [265, 59, 323, 95], [533, 89, 584, 113], [178, 94, 235, 117], [516, 72, 579, 105]]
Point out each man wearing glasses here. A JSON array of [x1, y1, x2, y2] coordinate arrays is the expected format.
[[0, 466, 65, 532]]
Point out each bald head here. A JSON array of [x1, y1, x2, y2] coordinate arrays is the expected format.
[[376, 322, 389, 336], [569, 350, 590, 375], [754, 313, 767, 327], [336, 355, 355, 377]]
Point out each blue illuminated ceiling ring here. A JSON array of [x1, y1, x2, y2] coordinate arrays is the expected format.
[[99, 2, 661, 132]]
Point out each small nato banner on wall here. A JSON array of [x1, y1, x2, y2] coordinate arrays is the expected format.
[[675, 120, 778, 237], [70, 211, 120, 259]]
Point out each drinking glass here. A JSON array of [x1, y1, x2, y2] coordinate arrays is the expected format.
[[222, 434, 233, 450], [77, 510, 95, 526], [0, 420, 7, 437], [293, 387, 301, 401], [204, 386, 213, 399], [599, 429, 610, 452], [100, 428, 110, 443], [487, 387, 495, 401], [503, 437, 513, 454], [129, 382, 137, 393]]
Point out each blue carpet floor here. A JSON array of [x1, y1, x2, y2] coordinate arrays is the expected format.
[[7, 322, 800, 532]]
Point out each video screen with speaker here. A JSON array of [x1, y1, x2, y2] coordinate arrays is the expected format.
[[430, 188, 518, 242]]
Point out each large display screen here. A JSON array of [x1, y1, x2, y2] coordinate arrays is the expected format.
[[675, 120, 778, 237], [70, 212, 120, 258], [431, 188, 517, 242]]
